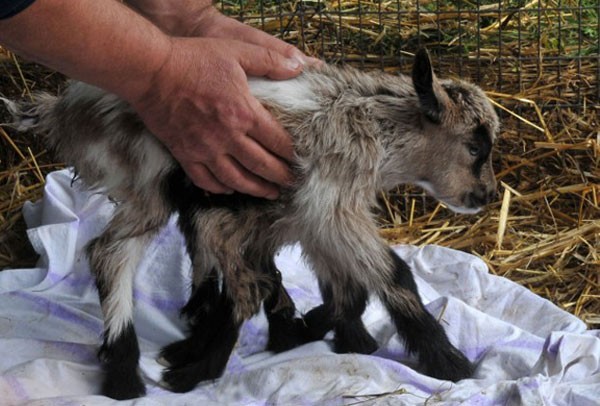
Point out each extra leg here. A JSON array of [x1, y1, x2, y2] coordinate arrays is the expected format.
[[159, 181, 222, 367], [305, 279, 378, 355], [159, 200, 241, 392], [160, 281, 242, 393], [262, 258, 310, 353], [380, 249, 474, 381], [158, 268, 220, 368]]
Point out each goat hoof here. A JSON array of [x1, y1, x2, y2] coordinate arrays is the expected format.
[[302, 304, 334, 341], [159, 341, 189, 368], [160, 367, 198, 393], [156, 355, 171, 367], [102, 367, 146, 400], [160, 360, 224, 393], [160, 338, 233, 393], [267, 318, 312, 353], [334, 336, 378, 355], [159, 337, 203, 369], [333, 327, 378, 355], [423, 346, 475, 382]]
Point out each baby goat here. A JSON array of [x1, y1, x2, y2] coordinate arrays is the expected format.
[[7, 49, 499, 399]]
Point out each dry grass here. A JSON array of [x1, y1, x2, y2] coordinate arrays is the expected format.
[[1, 0, 598, 327], [0, 48, 66, 268]]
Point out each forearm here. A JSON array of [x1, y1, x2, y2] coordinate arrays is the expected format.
[[0, 0, 172, 104], [124, 0, 212, 36]]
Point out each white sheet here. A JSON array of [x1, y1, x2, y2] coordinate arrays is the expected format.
[[1, 169, 598, 405]]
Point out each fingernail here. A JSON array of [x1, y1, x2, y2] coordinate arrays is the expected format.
[[286, 57, 302, 71], [307, 57, 324, 68], [290, 52, 323, 70]]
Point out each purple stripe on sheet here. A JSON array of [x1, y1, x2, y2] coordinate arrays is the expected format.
[[224, 352, 247, 374], [46, 340, 97, 361], [152, 224, 176, 246], [132, 288, 187, 312], [374, 347, 409, 362], [40, 268, 188, 314], [3, 376, 28, 401], [241, 319, 266, 337], [384, 364, 445, 395], [545, 336, 563, 355], [459, 392, 503, 406], [238, 322, 268, 357], [470, 337, 543, 360], [521, 378, 540, 390], [282, 286, 314, 299], [11, 291, 102, 334], [44, 266, 94, 289]]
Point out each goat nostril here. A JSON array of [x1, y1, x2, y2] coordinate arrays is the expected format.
[[467, 189, 490, 207]]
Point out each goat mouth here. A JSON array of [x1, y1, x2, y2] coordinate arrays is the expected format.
[[414, 181, 484, 214], [443, 202, 482, 214], [443, 193, 486, 214]]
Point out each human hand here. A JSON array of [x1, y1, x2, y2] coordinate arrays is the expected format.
[[126, 0, 320, 67], [125, 0, 322, 65], [130, 37, 301, 199], [190, 6, 322, 68]]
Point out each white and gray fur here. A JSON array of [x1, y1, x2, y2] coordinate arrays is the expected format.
[[6, 50, 499, 399]]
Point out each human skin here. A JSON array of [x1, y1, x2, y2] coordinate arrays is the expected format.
[[0, 0, 314, 198]]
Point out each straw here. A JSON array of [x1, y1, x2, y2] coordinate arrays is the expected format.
[[0, 1, 598, 327]]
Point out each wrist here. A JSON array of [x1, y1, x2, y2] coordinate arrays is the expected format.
[[120, 34, 175, 109], [125, 36, 210, 130]]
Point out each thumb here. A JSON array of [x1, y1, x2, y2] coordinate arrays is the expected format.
[[234, 42, 304, 80]]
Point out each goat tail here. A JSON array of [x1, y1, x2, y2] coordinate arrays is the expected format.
[[1, 92, 59, 134]]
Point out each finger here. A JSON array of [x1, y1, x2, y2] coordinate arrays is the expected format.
[[233, 135, 293, 187], [303, 56, 325, 68], [212, 155, 281, 199], [212, 15, 314, 64], [181, 161, 233, 195], [231, 33, 322, 71], [247, 99, 295, 162], [229, 25, 314, 64], [234, 42, 303, 81]]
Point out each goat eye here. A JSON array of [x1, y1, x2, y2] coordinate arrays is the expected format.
[[469, 145, 480, 156]]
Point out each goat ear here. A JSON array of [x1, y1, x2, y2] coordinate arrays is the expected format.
[[412, 49, 446, 124]]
